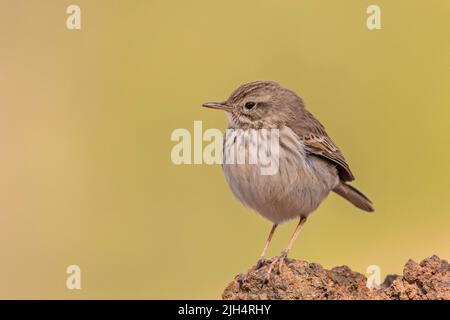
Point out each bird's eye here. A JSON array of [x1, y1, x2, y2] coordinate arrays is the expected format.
[[244, 102, 256, 110]]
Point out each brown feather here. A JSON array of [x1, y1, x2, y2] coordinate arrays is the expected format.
[[288, 109, 355, 182]]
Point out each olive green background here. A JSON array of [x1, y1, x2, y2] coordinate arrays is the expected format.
[[1, 0, 449, 299]]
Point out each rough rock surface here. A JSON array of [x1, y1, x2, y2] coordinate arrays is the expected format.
[[222, 255, 449, 300]]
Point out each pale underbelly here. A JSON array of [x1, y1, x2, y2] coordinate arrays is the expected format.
[[221, 126, 339, 224], [223, 154, 338, 224]]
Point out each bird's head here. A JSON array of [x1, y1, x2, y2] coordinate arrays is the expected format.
[[203, 81, 304, 129]]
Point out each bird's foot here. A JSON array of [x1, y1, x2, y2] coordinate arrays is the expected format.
[[264, 251, 288, 282], [256, 258, 267, 269]]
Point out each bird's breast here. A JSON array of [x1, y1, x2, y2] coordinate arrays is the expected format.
[[221, 126, 335, 223]]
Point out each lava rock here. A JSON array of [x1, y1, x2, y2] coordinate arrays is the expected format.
[[223, 255, 449, 300]]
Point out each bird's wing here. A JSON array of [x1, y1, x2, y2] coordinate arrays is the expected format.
[[289, 109, 355, 182]]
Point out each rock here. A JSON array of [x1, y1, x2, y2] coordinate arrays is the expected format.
[[222, 255, 449, 300]]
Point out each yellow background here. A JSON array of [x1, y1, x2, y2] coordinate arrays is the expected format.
[[1, 0, 449, 299]]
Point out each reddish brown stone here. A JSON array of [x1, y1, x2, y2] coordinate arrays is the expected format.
[[223, 255, 449, 300]]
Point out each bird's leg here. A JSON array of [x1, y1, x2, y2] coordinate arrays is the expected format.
[[256, 224, 277, 269], [266, 217, 307, 276], [281, 216, 307, 258]]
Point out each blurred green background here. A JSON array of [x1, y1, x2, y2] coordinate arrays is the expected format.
[[0, 0, 449, 299]]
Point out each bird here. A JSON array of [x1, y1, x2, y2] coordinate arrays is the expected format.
[[203, 80, 373, 276]]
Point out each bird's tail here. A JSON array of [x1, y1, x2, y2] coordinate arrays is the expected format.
[[333, 182, 374, 212]]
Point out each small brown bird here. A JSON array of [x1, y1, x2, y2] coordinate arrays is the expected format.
[[203, 81, 373, 275]]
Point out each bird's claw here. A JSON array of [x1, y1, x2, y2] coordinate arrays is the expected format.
[[264, 251, 288, 282], [256, 258, 267, 269]]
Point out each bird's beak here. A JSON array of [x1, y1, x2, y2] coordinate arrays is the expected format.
[[202, 102, 232, 111]]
